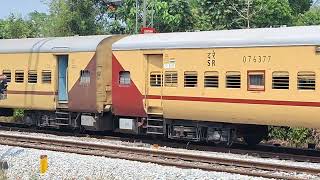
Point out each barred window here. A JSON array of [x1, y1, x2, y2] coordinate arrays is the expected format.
[[28, 70, 37, 83], [80, 70, 90, 85], [184, 71, 197, 87], [297, 71, 315, 90], [272, 71, 289, 89], [204, 71, 218, 88], [42, 70, 52, 84], [248, 71, 265, 91], [150, 72, 162, 87], [2, 70, 11, 82], [15, 70, 24, 83], [165, 71, 177, 87], [119, 71, 131, 85], [226, 71, 241, 88]]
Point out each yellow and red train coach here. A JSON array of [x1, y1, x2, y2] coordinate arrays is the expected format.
[[0, 35, 121, 130], [112, 26, 320, 145], [0, 26, 319, 145]]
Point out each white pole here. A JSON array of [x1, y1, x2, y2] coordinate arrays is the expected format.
[[143, 0, 147, 28]]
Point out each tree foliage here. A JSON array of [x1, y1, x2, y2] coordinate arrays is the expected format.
[[252, 0, 293, 28], [48, 0, 103, 36], [295, 7, 320, 25], [0, 0, 318, 37], [289, 0, 312, 15], [109, 0, 194, 33], [196, 0, 243, 30]]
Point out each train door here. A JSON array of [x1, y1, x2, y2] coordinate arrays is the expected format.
[[57, 55, 68, 103], [145, 54, 163, 115]]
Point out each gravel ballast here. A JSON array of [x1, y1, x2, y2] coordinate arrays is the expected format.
[[0, 145, 268, 180], [0, 130, 319, 170]]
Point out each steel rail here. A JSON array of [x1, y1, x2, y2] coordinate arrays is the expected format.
[[0, 133, 318, 180], [1, 125, 320, 164]]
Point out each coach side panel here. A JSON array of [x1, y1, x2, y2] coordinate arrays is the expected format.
[[160, 46, 320, 129], [0, 52, 96, 111], [0, 53, 57, 110], [114, 46, 320, 129]]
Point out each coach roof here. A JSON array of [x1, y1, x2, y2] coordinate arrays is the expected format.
[[112, 26, 320, 50], [0, 35, 112, 53]]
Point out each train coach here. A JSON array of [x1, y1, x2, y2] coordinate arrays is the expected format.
[[0, 35, 122, 130], [0, 26, 320, 146]]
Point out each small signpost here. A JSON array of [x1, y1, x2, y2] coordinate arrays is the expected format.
[[140, 27, 156, 34]]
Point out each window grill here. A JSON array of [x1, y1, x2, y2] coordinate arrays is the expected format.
[[2, 70, 11, 82], [42, 70, 52, 84], [298, 72, 315, 90], [165, 71, 178, 87], [15, 70, 24, 83], [28, 70, 37, 83], [119, 71, 131, 85], [184, 71, 197, 87], [226, 71, 241, 88], [272, 71, 289, 89], [150, 72, 162, 87], [204, 71, 218, 88], [80, 70, 90, 86]]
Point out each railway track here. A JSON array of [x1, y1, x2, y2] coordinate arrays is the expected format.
[[0, 132, 319, 179], [1, 124, 320, 164]]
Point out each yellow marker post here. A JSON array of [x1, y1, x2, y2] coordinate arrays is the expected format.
[[152, 144, 160, 150], [40, 155, 48, 175]]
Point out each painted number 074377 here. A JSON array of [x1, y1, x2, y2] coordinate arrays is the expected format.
[[243, 56, 271, 63]]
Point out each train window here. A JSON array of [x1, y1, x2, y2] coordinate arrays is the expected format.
[[297, 72, 315, 90], [28, 70, 37, 83], [2, 70, 11, 82], [184, 71, 198, 87], [119, 71, 131, 85], [226, 71, 241, 88], [42, 70, 52, 84], [150, 72, 162, 87], [15, 70, 24, 83], [272, 72, 289, 89], [204, 71, 219, 88], [248, 71, 265, 91], [165, 71, 178, 87], [80, 70, 90, 86]]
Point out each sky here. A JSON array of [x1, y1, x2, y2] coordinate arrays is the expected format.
[[0, 0, 49, 19]]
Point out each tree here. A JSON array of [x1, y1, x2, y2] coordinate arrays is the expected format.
[[109, 0, 194, 33], [0, 14, 34, 39], [48, 0, 104, 36], [232, 0, 264, 28], [251, 0, 293, 28], [196, 0, 243, 30], [289, 0, 312, 15], [28, 11, 51, 37], [295, 7, 320, 25]]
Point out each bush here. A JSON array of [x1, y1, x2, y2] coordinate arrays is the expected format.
[[287, 128, 312, 147], [269, 126, 313, 147], [13, 109, 24, 119], [269, 126, 289, 140]]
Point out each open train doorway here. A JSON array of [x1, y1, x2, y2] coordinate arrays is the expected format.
[[57, 55, 69, 103]]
